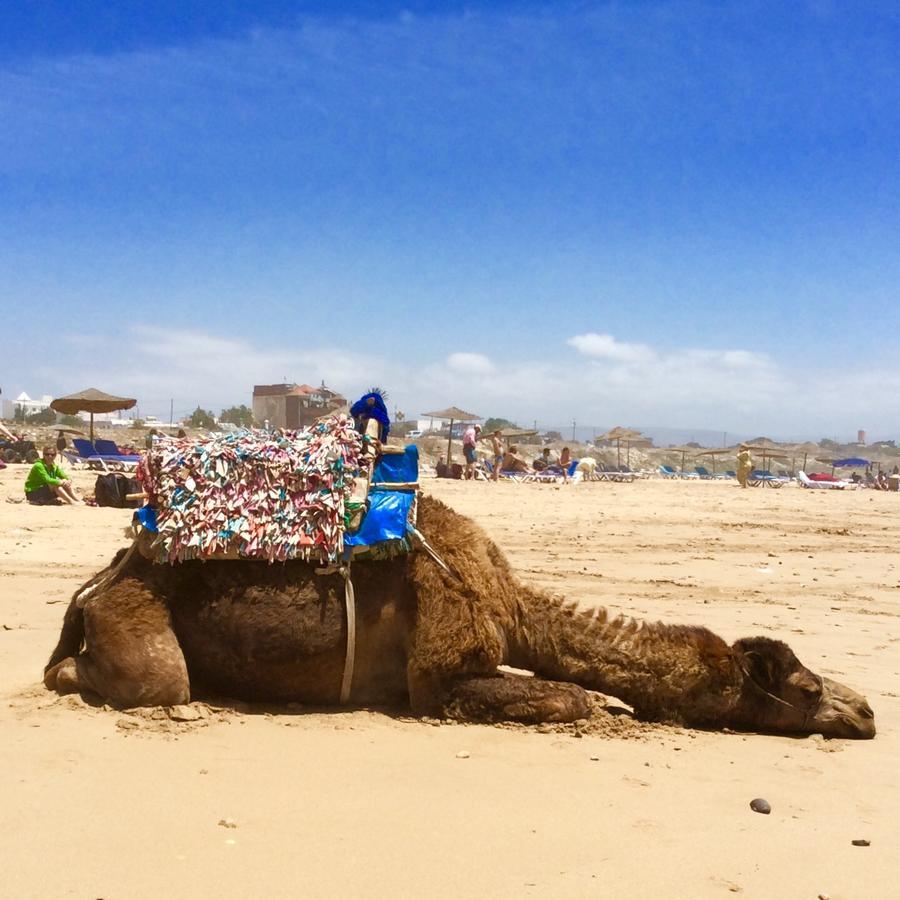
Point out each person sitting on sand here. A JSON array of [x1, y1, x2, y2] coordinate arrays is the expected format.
[[24, 447, 83, 505], [501, 445, 531, 474]]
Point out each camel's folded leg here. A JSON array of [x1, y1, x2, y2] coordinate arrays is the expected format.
[[441, 674, 591, 724], [44, 576, 189, 708]]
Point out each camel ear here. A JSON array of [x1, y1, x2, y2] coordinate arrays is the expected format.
[[732, 637, 788, 691]]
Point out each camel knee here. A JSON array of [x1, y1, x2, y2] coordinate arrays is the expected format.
[[44, 657, 81, 694]]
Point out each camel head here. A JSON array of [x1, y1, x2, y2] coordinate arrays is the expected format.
[[729, 637, 875, 739]]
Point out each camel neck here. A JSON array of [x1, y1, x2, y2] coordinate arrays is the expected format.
[[507, 588, 743, 726]]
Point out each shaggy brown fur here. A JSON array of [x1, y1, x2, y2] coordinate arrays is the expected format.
[[43, 495, 875, 737]]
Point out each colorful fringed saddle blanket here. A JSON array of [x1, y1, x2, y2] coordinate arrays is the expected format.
[[136, 415, 415, 565]]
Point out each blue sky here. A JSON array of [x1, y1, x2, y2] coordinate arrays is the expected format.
[[2, 1, 898, 439]]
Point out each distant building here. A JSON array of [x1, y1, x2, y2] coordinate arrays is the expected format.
[[857, 429, 867, 445], [7, 392, 54, 418], [252, 381, 346, 430]]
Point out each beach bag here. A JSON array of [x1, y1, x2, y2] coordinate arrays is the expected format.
[[94, 473, 142, 508]]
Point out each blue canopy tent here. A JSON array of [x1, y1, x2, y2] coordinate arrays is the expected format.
[[831, 458, 870, 467]]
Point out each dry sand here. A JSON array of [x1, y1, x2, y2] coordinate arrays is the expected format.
[[1, 464, 898, 898]]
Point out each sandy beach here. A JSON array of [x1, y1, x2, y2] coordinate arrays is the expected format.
[[1, 465, 898, 899]]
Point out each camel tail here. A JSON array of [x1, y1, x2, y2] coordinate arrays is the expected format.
[[44, 598, 85, 674]]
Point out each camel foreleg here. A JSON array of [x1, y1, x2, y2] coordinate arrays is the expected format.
[[441, 673, 591, 724]]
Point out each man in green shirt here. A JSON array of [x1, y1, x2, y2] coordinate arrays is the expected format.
[[24, 447, 83, 505]]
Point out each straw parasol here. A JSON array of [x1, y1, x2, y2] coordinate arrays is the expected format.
[[743, 440, 789, 470], [499, 428, 538, 447], [50, 388, 137, 443], [667, 444, 704, 475], [421, 406, 481, 466], [787, 442, 820, 473], [694, 446, 734, 475], [597, 426, 649, 468]]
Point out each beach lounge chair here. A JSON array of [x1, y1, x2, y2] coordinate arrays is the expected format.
[[658, 465, 678, 479], [73, 438, 139, 472], [94, 438, 140, 462], [694, 466, 714, 479], [798, 471, 852, 490], [481, 459, 532, 483], [748, 469, 785, 489]]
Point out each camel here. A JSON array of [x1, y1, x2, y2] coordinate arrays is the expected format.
[[44, 495, 875, 738]]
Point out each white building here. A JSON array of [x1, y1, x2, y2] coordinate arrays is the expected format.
[[6, 392, 54, 417]]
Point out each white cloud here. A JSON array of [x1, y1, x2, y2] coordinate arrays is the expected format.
[[567, 333, 655, 363], [31, 324, 900, 440], [446, 352, 494, 374]]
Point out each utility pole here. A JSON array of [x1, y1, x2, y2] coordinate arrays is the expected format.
[[170, 399, 174, 426], [572, 420, 577, 441]]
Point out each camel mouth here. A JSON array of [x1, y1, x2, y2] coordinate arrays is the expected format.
[[809, 679, 876, 739]]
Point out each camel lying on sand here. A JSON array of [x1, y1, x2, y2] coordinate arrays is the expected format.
[[44, 495, 875, 738]]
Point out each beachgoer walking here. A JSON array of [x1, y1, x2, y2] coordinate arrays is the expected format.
[[24, 447, 83, 505], [559, 446, 572, 482], [736, 445, 753, 489], [463, 423, 481, 479]]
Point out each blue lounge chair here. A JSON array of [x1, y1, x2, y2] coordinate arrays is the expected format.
[[658, 465, 678, 479], [73, 438, 139, 471], [95, 438, 141, 463], [694, 466, 713, 479]]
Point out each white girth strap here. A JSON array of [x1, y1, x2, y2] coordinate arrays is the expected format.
[[316, 562, 356, 704], [340, 567, 356, 704], [408, 526, 461, 582]]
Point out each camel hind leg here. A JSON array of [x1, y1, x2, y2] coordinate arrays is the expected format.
[[442, 674, 591, 724], [45, 574, 189, 708]]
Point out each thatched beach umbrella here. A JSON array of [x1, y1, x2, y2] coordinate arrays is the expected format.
[[744, 440, 788, 471], [788, 442, 821, 473], [694, 446, 734, 475], [597, 426, 648, 468], [50, 388, 137, 443], [668, 444, 704, 476], [421, 405, 481, 467], [499, 428, 538, 448]]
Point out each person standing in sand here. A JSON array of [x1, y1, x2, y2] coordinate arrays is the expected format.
[[490, 429, 504, 482], [462, 423, 481, 479], [24, 447, 83, 505], [736, 445, 753, 489]]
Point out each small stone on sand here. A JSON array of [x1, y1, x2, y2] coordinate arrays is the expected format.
[[851, 839, 870, 847], [749, 798, 771, 814], [455, 750, 470, 759], [169, 705, 202, 722]]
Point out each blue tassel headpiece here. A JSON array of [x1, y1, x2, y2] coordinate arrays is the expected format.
[[350, 389, 391, 441]]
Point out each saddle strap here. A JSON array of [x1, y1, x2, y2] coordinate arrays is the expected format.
[[315, 563, 356, 704], [341, 570, 356, 704]]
